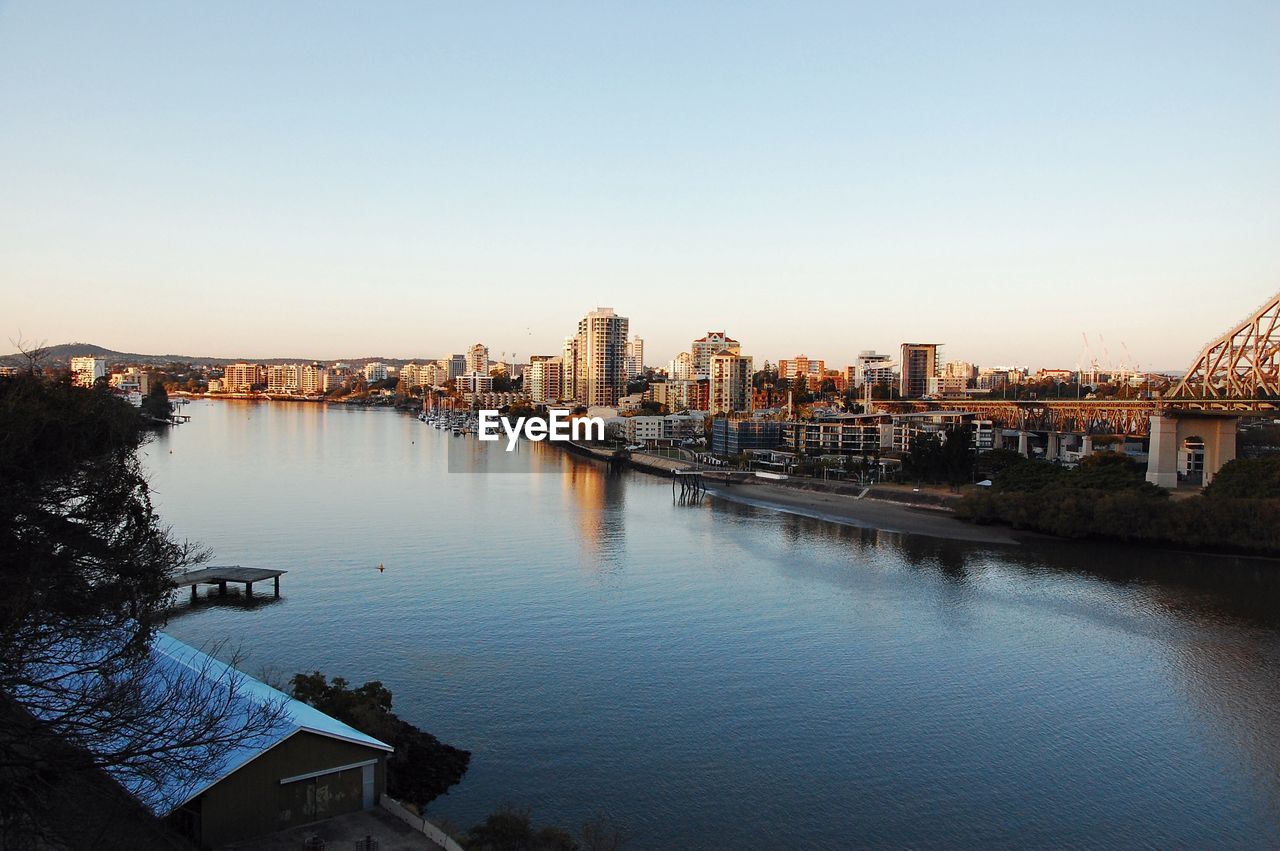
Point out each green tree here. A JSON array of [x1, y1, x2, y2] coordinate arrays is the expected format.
[[1204, 458, 1280, 499], [141, 382, 171, 421], [1, 372, 285, 842], [290, 672, 470, 809]]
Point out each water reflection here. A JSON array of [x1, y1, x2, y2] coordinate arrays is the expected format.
[[144, 401, 1280, 848]]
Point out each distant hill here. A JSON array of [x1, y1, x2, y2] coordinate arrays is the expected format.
[[0, 343, 432, 369]]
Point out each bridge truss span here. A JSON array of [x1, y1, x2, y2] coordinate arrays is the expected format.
[[1169, 289, 1280, 402]]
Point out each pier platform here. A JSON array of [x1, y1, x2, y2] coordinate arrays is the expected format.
[[178, 566, 286, 602]]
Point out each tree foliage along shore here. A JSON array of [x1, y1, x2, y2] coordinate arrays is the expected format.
[[290, 672, 471, 808], [0, 371, 287, 845], [957, 453, 1280, 556]]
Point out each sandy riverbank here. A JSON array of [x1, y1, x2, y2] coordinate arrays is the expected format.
[[703, 480, 1021, 545]]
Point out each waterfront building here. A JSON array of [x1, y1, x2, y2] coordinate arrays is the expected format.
[[624, 416, 665, 444], [525, 355, 564, 404], [267, 363, 303, 394], [891, 411, 995, 452], [692, 332, 739, 378], [709, 351, 754, 414], [572, 307, 629, 406], [70, 355, 107, 388], [223, 362, 266, 393], [300, 362, 325, 395], [781, 414, 891, 457], [466, 343, 490, 376], [363, 362, 389, 383], [464, 391, 528, 409], [138, 634, 392, 848], [321, 369, 346, 393], [712, 419, 783, 455], [899, 343, 940, 398]]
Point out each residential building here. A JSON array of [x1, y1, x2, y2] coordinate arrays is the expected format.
[[625, 337, 645, 379], [711, 419, 783, 455], [109, 367, 150, 395], [691, 332, 739, 377], [778, 355, 826, 388], [267, 364, 303, 394], [926, 375, 969, 397], [463, 391, 528, 409], [466, 343, 490, 375], [899, 343, 940, 398], [708, 351, 754, 414], [623, 416, 665, 444], [851, 351, 896, 388], [572, 307, 629, 406], [668, 351, 694, 380], [457, 371, 493, 393], [363, 362, 389, 383], [891, 411, 994, 452], [782, 414, 891, 457], [70, 355, 107, 388], [223, 362, 266, 393], [300, 362, 325, 395], [651, 378, 708, 411], [561, 336, 580, 402], [525, 355, 564, 403]]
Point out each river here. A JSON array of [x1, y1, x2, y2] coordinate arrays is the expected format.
[[145, 399, 1280, 848]]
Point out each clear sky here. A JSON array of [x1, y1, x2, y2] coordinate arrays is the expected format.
[[2, 2, 1278, 371]]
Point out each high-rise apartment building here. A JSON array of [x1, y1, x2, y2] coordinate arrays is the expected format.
[[572, 307, 629, 406], [223, 362, 266, 393], [466, 344, 490, 376], [850, 351, 896, 388], [691, 332, 740, 377], [625, 337, 645, 379], [70, 356, 107, 388], [456, 372, 493, 394], [668, 351, 694, 381], [364, 362, 389, 383], [526, 355, 564, 404], [267, 364, 303, 394], [708, 352, 754, 414], [899, 343, 940, 398], [778, 355, 826, 387]]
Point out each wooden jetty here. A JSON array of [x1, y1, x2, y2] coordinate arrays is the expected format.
[[178, 566, 286, 603], [673, 470, 706, 501]]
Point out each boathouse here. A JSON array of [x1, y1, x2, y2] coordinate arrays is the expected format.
[[147, 633, 394, 847]]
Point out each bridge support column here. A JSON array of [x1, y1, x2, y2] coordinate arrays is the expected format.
[[1200, 418, 1238, 487], [1081, 435, 1094, 457], [1146, 414, 1239, 488], [1017, 431, 1029, 457], [1046, 432, 1060, 461], [1145, 415, 1179, 488]]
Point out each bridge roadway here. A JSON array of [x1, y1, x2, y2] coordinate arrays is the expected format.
[[876, 398, 1277, 438]]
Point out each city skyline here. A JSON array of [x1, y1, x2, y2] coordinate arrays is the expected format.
[[3, 3, 1279, 370]]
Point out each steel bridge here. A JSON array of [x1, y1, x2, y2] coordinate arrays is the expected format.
[[877, 290, 1280, 485]]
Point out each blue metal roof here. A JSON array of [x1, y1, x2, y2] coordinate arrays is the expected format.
[[149, 632, 393, 813]]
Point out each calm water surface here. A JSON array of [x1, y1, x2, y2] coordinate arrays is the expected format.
[[145, 401, 1280, 848]]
